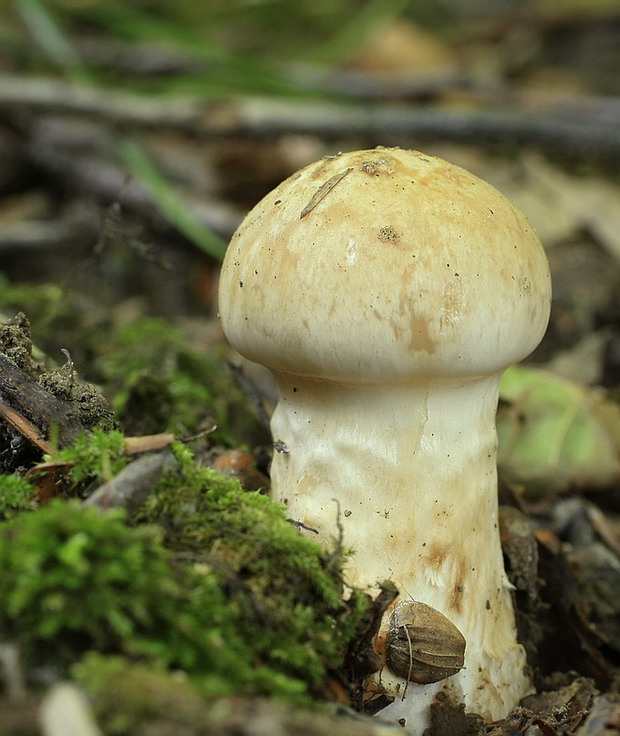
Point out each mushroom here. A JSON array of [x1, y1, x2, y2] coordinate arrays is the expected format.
[[218, 148, 551, 731]]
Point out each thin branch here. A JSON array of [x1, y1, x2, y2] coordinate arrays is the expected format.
[[0, 353, 86, 449], [213, 97, 620, 157], [0, 401, 53, 454], [0, 75, 199, 127], [1, 75, 620, 156]]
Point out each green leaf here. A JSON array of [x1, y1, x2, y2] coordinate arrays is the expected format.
[[498, 365, 620, 497]]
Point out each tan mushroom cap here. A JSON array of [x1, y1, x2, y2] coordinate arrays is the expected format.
[[219, 148, 551, 382]]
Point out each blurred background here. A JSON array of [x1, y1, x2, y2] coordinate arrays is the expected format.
[[0, 0, 619, 474]]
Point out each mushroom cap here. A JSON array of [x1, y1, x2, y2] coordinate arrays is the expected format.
[[219, 148, 551, 382]]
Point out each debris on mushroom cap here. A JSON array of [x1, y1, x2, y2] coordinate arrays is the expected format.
[[219, 147, 551, 383]]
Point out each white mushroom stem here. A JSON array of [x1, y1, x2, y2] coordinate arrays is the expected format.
[[218, 147, 551, 733], [270, 375, 528, 728]]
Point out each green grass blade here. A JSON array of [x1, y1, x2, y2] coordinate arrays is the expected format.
[[307, 0, 411, 64], [119, 139, 228, 262], [13, 0, 91, 82]]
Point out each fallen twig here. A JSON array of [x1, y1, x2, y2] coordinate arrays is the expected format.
[[2, 76, 620, 157], [0, 353, 86, 450]]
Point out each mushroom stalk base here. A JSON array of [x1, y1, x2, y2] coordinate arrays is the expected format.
[[269, 373, 530, 732]]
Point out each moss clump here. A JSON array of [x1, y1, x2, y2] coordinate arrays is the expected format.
[[136, 441, 369, 698], [93, 317, 262, 441], [0, 474, 36, 519], [0, 441, 369, 704], [72, 654, 209, 735], [0, 502, 185, 661], [0, 290, 264, 444], [72, 653, 380, 736], [0, 499, 296, 699], [48, 427, 129, 484]]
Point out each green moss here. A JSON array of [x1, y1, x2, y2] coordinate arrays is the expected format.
[[49, 428, 129, 484], [72, 654, 209, 735], [0, 285, 264, 443], [94, 317, 263, 442], [0, 275, 65, 334], [136, 441, 369, 696], [0, 500, 282, 697], [0, 502, 176, 653], [0, 440, 369, 705], [0, 474, 36, 519]]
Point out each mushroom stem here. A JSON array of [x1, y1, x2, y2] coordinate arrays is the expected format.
[[270, 374, 528, 727]]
